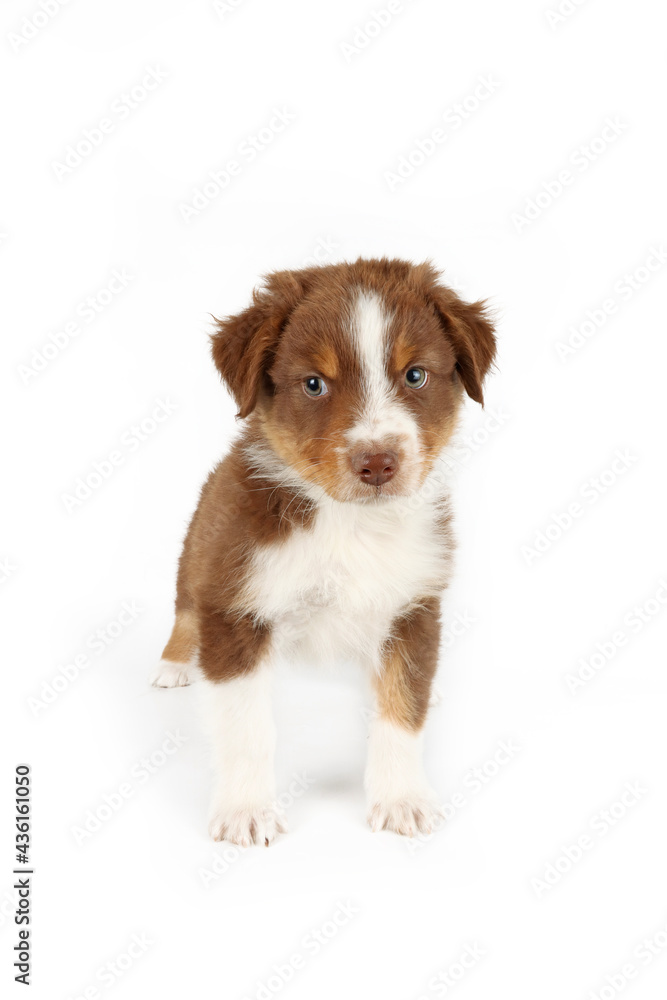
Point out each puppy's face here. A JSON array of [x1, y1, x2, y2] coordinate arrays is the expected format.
[[212, 259, 496, 502]]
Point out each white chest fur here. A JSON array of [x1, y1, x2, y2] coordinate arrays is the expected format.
[[245, 495, 453, 668]]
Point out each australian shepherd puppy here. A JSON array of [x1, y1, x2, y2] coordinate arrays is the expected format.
[[152, 258, 496, 846]]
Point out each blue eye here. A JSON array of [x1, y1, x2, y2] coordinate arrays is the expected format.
[[405, 367, 428, 388], [303, 377, 328, 397]]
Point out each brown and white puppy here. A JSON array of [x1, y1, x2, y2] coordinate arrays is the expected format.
[[152, 258, 496, 846]]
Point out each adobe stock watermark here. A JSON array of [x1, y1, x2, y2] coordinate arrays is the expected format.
[[408, 739, 521, 853], [7, 0, 74, 53], [511, 117, 627, 233], [565, 578, 667, 694], [442, 610, 477, 649], [530, 781, 648, 898], [27, 601, 143, 716], [51, 67, 168, 180], [414, 943, 486, 999], [198, 772, 315, 888], [64, 933, 153, 999], [300, 236, 339, 268], [212, 0, 249, 16], [61, 396, 178, 514], [521, 449, 637, 566], [339, 0, 421, 63], [52, 67, 167, 180], [440, 406, 510, 474], [545, 0, 592, 29], [555, 246, 667, 361], [18, 268, 134, 385], [384, 75, 500, 191], [70, 731, 189, 846], [240, 900, 359, 1000], [178, 107, 296, 223], [584, 914, 667, 1000], [0, 557, 16, 585]]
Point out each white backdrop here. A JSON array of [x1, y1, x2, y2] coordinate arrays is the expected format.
[[2, 1, 667, 998]]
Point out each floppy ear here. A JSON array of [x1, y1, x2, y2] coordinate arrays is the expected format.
[[211, 271, 307, 418], [415, 267, 497, 406]]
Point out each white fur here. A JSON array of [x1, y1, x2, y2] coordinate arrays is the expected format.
[[346, 291, 421, 469], [201, 665, 286, 846], [365, 717, 442, 835], [150, 657, 196, 688], [245, 491, 452, 671]]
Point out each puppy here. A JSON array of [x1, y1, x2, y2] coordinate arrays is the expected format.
[[152, 258, 496, 845]]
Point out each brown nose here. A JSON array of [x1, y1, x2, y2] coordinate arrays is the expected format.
[[352, 451, 398, 487]]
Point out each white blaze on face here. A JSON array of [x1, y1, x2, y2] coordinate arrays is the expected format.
[[347, 289, 421, 459]]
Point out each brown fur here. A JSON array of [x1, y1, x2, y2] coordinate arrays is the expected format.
[[374, 598, 443, 731], [161, 610, 198, 662], [162, 430, 316, 678]]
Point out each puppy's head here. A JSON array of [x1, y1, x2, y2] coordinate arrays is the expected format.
[[212, 258, 496, 502]]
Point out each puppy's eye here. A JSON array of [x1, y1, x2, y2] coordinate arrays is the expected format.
[[405, 367, 428, 389], [303, 376, 328, 397]]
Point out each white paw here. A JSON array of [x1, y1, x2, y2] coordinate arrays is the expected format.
[[150, 658, 194, 688], [208, 804, 288, 847], [368, 795, 444, 837]]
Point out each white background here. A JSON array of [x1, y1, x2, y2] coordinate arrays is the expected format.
[[2, 1, 667, 998]]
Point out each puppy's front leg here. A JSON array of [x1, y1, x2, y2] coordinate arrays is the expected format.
[[366, 598, 443, 837], [199, 609, 286, 847]]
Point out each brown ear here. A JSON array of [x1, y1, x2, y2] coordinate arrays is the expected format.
[[211, 270, 308, 418], [415, 266, 497, 405]]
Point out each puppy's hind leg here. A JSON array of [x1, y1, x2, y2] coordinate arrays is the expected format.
[[151, 610, 199, 688]]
